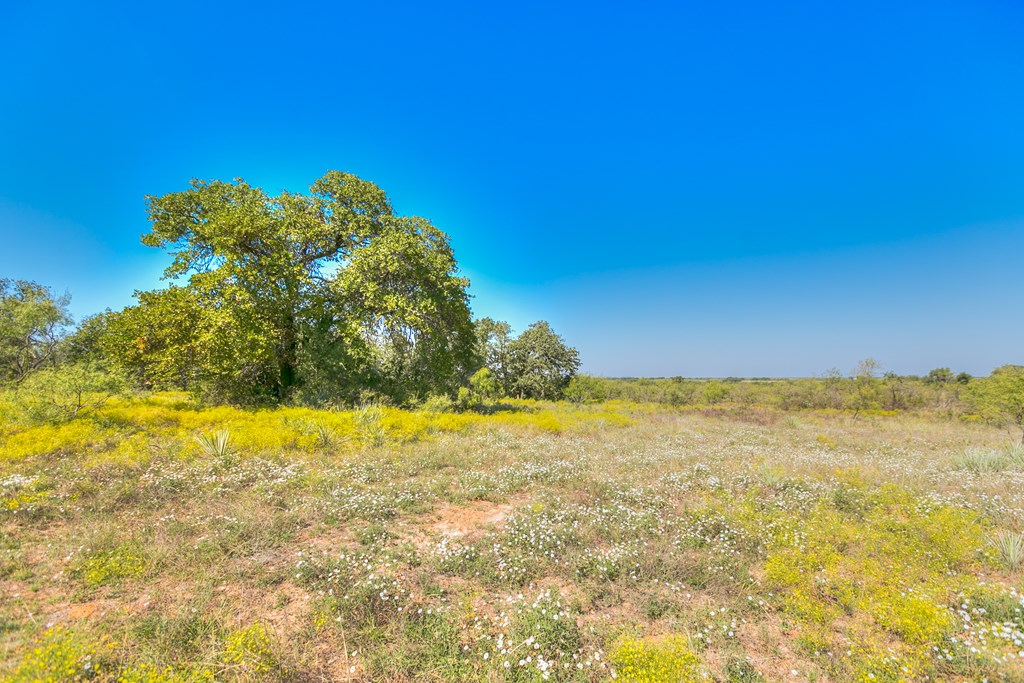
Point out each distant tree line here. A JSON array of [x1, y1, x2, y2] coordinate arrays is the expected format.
[[565, 360, 1024, 442], [0, 171, 581, 414]]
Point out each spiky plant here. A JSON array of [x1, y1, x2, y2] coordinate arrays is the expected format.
[[195, 429, 233, 460], [989, 530, 1024, 570], [354, 405, 386, 448], [313, 421, 343, 451]]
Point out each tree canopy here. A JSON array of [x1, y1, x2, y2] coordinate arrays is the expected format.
[[475, 319, 580, 400], [103, 171, 477, 404], [0, 279, 71, 385]]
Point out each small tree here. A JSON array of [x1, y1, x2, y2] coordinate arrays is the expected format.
[[474, 318, 514, 391], [924, 367, 954, 385], [505, 321, 580, 400], [0, 279, 72, 385], [93, 171, 475, 406], [468, 367, 500, 402], [849, 358, 883, 416], [10, 362, 123, 423], [968, 365, 1024, 443]]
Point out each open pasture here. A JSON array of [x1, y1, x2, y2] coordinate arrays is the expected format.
[[2, 398, 1023, 682]]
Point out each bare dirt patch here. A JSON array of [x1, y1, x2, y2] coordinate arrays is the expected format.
[[429, 500, 515, 538]]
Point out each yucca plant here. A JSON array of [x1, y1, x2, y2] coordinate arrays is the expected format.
[[988, 530, 1024, 570], [354, 405, 386, 448], [756, 463, 786, 489], [313, 421, 344, 451], [195, 429, 233, 460]]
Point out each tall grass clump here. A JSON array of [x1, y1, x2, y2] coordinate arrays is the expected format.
[[954, 447, 1007, 474], [1004, 442, 1024, 465], [313, 420, 343, 451], [989, 530, 1024, 570]]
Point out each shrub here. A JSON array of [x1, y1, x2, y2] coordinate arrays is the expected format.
[[564, 375, 607, 404], [420, 393, 457, 413], [222, 622, 278, 675], [610, 634, 700, 683], [6, 627, 113, 681]]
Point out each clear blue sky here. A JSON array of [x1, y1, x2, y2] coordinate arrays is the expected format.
[[2, 1, 1022, 377]]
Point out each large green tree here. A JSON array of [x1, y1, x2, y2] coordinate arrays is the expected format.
[[108, 171, 476, 404]]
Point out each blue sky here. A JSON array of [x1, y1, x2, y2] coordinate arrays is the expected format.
[[2, 1, 1022, 377]]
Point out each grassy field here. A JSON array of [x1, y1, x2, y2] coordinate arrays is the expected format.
[[2, 396, 1023, 682]]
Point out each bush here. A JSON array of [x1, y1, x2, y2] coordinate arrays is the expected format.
[[563, 374, 607, 404], [222, 622, 279, 675], [420, 393, 457, 413], [610, 634, 700, 683]]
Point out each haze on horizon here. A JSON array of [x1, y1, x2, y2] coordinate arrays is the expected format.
[[2, 1, 1022, 378]]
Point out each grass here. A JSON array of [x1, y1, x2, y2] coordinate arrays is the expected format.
[[1, 394, 1023, 681]]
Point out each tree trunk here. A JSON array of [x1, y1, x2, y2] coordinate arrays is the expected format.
[[278, 323, 298, 401]]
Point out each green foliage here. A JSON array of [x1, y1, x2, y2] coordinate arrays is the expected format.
[[968, 365, 1024, 442], [474, 318, 580, 400], [924, 367, 954, 385], [7, 361, 123, 424], [420, 393, 458, 413], [104, 171, 476, 406], [99, 286, 263, 400], [700, 380, 729, 405], [335, 215, 478, 403], [504, 321, 580, 400], [0, 279, 71, 385], [468, 367, 499, 402], [474, 317, 513, 390], [849, 358, 884, 414], [563, 374, 607, 404]]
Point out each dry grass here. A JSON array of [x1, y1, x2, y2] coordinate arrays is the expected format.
[[1, 396, 1022, 682]]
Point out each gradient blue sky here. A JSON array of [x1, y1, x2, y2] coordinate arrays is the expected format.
[[2, 1, 1022, 377]]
